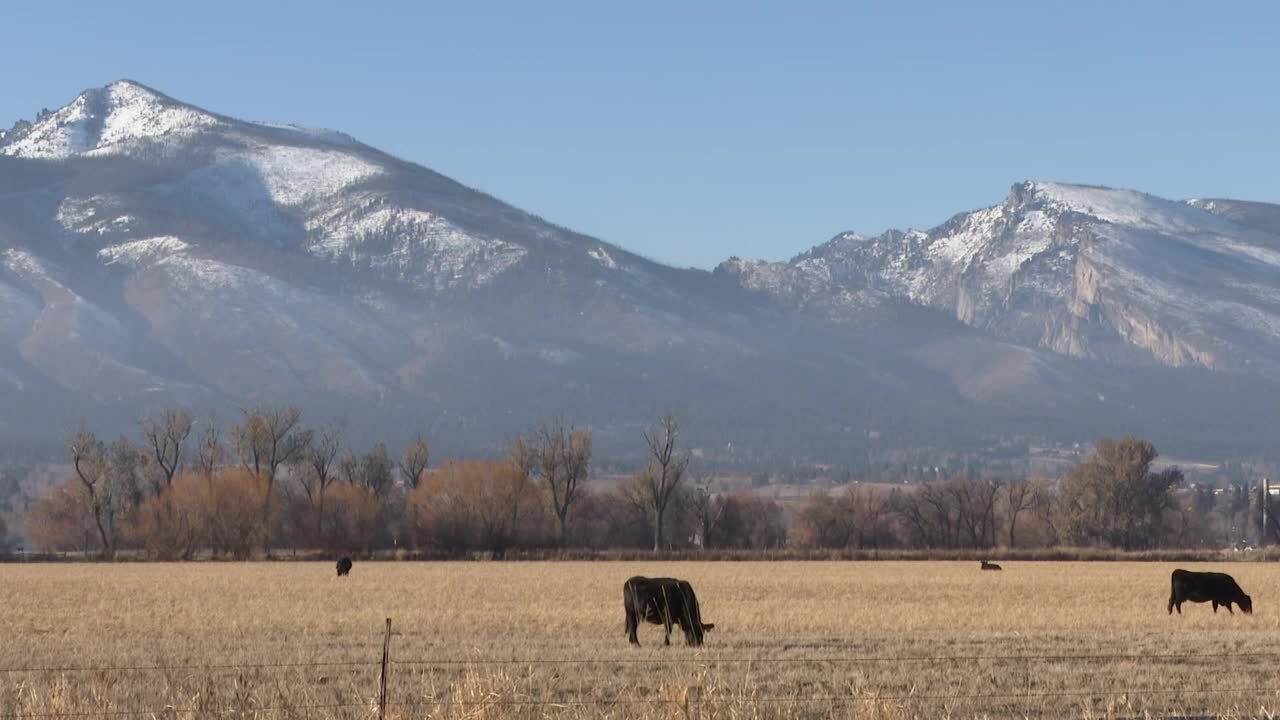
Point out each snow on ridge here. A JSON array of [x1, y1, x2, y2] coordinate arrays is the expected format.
[[252, 122, 360, 147], [306, 201, 527, 289], [1028, 181, 1232, 235], [0, 94, 96, 158], [2, 249, 56, 284], [587, 246, 618, 269], [234, 144, 384, 207], [927, 205, 1006, 266], [98, 237, 191, 268]]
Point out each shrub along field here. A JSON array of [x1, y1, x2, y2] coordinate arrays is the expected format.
[[2, 561, 1278, 718]]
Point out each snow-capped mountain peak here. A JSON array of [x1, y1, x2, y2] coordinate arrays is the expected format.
[[0, 79, 222, 159], [1016, 180, 1240, 235], [720, 180, 1280, 377]]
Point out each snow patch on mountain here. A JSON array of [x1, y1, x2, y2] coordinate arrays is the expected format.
[[588, 246, 618, 269], [98, 237, 191, 268], [928, 206, 1005, 267], [158, 255, 258, 295], [305, 202, 527, 289], [232, 144, 384, 207], [56, 195, 138, 236], [2, 249, 56, 287]]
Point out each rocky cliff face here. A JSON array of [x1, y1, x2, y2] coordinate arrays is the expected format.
[[720, 181, 1280, 377]]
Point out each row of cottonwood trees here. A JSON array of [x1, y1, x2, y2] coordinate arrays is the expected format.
[[20, 406, 1279, 558]]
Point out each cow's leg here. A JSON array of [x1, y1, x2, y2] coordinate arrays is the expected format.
[[678, 617, 695, 646], [1212, 600, 1219, 613], [1226, 603, 1234, 615], [1168, 595, 1175, 614], [659, 587, 673, 646], [626, 608, 640, 646]]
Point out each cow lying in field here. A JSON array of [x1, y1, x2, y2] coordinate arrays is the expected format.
[[980, 560, 1002, 571], [336, 557, 353, 577], [1168, 569, 1252, 615], [624, 576, 714, 646]]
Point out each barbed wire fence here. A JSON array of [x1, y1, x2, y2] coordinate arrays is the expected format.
[[2, 621, 1279, 719]]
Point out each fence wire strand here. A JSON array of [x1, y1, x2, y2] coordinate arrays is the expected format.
[[6, 650, 1280, 674], [4, 686, 1280, 719], [4, 652, 1278, 718]]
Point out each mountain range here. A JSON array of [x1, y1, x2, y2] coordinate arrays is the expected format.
[[2, 80, 1278, 465]]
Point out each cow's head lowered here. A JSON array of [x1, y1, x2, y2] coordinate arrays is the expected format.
[[683, 619, 715, 647], [674, 581, 714, 646], [1239, 594, 1253, 614]]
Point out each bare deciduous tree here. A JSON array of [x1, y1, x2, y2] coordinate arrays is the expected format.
[[231, 406, 310, 484], [230, 406, 311, 549], [361, 443, 395, 498], [141, 409, 193, 493], [192, 418, 226, 555], [398, 434, 429, 490], [690, 479, 726, 549], [194, 418, 224, 480], [334, 444, 395, 498], [109, 435, 147, 512], [300, 425, 343, 538], [337, 450, 360, 486], [798, 488, 862, 549], [535, 419, 592, 546], [1031, 478, 1059, 546], [641, 412, 689, 552], [1004, 478, 1035, 548], [469, 459, 536, 558], [67, 429, 114, 557]]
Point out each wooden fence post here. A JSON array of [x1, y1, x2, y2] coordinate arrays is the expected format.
[[379, 618, 392, 720]]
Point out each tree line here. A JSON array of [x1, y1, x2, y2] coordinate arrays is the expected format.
[[15, 407, 1280, 558]]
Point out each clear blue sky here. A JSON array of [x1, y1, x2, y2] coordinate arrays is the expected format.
[[4, 1, 1278, 269]]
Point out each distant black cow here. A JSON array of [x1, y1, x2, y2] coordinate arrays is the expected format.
[[980, 560, 1002, 571], [336, 557, 353, 577], [1168, 569, 1252, 615], [623, 576, 714, 647]]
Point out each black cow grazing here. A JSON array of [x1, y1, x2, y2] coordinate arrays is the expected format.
[[980, 560, 1002, 571], [1168, 569, 1252, 615], [336, 557, 353, 577], [624, 576, 714, 647]]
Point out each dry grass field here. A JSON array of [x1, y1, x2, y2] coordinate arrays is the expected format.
[[3, 561, 1279, 719]]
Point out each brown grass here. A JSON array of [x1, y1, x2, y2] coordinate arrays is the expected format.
[[3, 561, 1279, 718]]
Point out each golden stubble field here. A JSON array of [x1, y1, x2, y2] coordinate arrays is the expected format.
[[2, 561, 1279, 719]]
